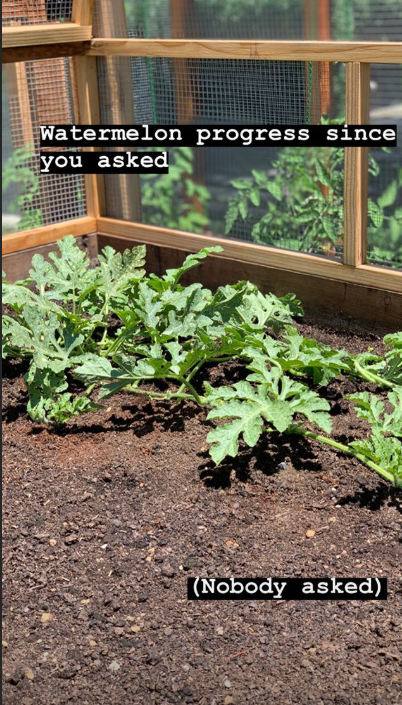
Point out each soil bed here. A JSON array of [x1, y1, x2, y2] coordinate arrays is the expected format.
[[2, 313, 402, 705]]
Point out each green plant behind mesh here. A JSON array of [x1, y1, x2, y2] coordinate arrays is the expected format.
[[225, 126, 402, 267], [141, 147, 211, 233], [2, 146, 42, 231]]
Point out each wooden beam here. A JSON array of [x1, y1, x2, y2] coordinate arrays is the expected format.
[[72, 0, 95, 27], [72, 55, 106, 218], [96, 218, 402, 293], [4, 63, 34, 146], [93, 0, 142, 222], [343, 62, 371, 266], [2, 42, 89, 64], [2, 24, 92, 49], [88, 39, 402, 63], [97, 235, 402, 329], [2, 217, 96, 254]]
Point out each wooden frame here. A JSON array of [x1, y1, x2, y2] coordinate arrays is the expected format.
[[97, 218, 402, 294], [2, 5, 402, 310], [343, 62, 370, 266], [72, 55, 106, 219], [88, 39, 402, 63], [2, 217, 96, 255], [2, 24, 92, 48]]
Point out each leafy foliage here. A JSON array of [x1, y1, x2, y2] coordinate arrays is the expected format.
[[2, 237, 401, 488], [352, 332, 402, 388], [142, 147, 210, 233], [347, 390, 402, 488], [205, 368, 332, 465], [226, 134, 401, 267], [2, 146, 42, 231]]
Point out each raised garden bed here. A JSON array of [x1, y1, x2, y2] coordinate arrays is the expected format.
[[2, 242, 402, 705]]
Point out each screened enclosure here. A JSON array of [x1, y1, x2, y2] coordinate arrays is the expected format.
[[2, 0, 402, 313]]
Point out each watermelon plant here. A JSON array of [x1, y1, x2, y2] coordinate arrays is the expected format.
[[2, 236, 401, 488]]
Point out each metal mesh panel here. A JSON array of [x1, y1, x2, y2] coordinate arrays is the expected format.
[[93, 0, 402, 41], [2, 59, 86, 236], [367, 63, 402, 270], [98, 56, 345, 259], [2, 0, 73, 25]]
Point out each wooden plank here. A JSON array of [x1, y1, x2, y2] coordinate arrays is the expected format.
[[97, 235, 402, 329], [4, 63, 34, 146], [343, 62, 370, 266], [72, 55, 106, 218], [2, 24, 92, 49], [96, 217, 402, 293], [2, 217, 96, 254], [93, 0, 142, 222], [72, 0, 95, 27], [2, 42, 89, 64], [88, 39, 402, 63], [3, 234, 98, 282]]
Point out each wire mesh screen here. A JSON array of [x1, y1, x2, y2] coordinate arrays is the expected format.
[[2, 59, 86, 236], [93, 0, 402, 41], [367, 63, 402, 271], [98, 56, 345, 259], [2, 0, 73, 25]]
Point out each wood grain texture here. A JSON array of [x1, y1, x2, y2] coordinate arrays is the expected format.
[[2, 24, 92, 48], [93, 0, 142, 223], [2, 42, 89, 63], [72, 55, 106, 218], [343, 62, 371, 266], [2, 217, 96, 254], [97, 218, 402, 293], [88, 39, 402, 62], [97, 235, 402, 329], [72, 0, 95, 27]]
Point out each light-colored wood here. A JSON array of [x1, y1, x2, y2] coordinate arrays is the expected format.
[[93, 0, 142, 222], [97, 218, 402, 293], [343, 62, 371, 266], [2, 24, 92, 49], [72, 55, 106, 218], [88, 39, 402, 63], [72, 0, 95, 27], [4, 63, 34, 146], [2, 42, 89, 64], [2, 217, 96, 255]]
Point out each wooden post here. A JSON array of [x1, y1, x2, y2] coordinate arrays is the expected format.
[[303, 0, 331, 122], [343, 62, 370, 266], [72, 55, 106, 218], [170, 0, 206, 223], [317, 0, 331, 117], [72, 0, 95, 27], [93, 0, 142, 222]]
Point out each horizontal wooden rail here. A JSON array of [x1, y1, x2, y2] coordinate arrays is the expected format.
[[89, 39, 402, 63], [97, 218, 402, 293], [2, 42, 90, 64], [2, 217, 97, 255], [2, 24, 92, 49]]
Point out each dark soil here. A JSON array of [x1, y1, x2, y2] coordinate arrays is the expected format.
[[2, 313, 402, 705]]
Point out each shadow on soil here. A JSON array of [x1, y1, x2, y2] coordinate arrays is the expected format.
[[199, 433, 320, 489], [27, 399, 202, 438], [337, 485, 402, 513]]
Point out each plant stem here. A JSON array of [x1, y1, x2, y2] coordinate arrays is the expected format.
[[177, 376, 204, 405], [125, 385, 195, 402], [290, 426, 396, 486], [354, 360, 394, 389]]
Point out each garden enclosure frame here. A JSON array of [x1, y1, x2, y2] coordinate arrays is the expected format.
[[2, 0, 402, 327]]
